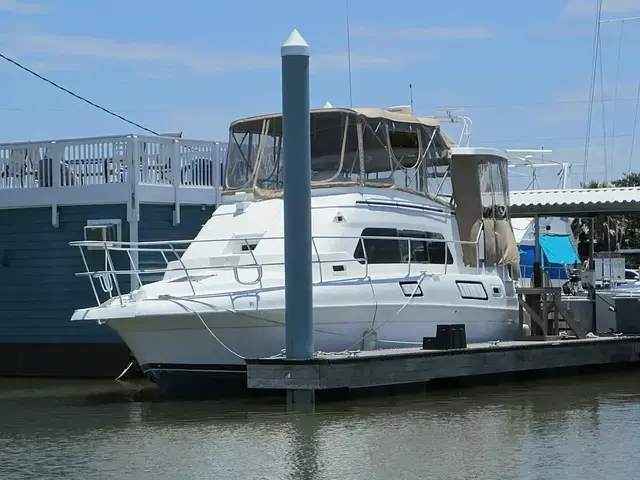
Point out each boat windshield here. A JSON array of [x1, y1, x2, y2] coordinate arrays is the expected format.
[[224, 108, 453, 197]]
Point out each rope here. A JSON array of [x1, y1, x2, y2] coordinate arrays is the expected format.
[[147, 272, 427, 361], [340, 272, 429, 353], [162, 294, 340, 337], [161, 296, 246, 359], [627, 80, 640, 173], [115, 361, 135, 381]]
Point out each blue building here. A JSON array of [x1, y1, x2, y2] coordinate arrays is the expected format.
[[0, 134, 226, 377]]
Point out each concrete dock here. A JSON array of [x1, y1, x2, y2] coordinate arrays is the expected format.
[[246, 336, 640, 391]]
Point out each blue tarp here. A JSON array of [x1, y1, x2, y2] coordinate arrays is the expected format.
[[519, 235, 580, 280], [539, 235, 580, 265]]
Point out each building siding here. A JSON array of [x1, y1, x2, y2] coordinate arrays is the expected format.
[[138, 204, 215, 284], [0, 205, 129, 343], [0, 203, 214, 344]]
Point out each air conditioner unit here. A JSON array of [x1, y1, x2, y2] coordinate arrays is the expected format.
[[84, 223, 119, 250]]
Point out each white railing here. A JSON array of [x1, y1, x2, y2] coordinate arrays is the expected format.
[[70, 233, 485, 307], [0, 134, 226, 190]]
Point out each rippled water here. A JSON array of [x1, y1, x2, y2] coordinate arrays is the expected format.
[[1, 372, 640, 479]]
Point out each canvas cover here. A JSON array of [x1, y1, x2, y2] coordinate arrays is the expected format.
[[451, 153, 520, 275]]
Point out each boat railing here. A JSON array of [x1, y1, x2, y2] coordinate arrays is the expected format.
[[70, 233, 484, 307]]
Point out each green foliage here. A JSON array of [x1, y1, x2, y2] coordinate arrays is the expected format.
[[572, 173, 640, 264], [611, 172, 640, 188]]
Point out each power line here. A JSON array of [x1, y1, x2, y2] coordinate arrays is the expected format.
[[0, 51, 160, 136], [482, 132, 639, 145], [432, 96, 640, 111], [2, 95, 640, 115]]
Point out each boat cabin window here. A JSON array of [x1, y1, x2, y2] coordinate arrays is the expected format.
[[389, 131, 419, 169], [353, 227, 453, 265], [224, 108, 451, 196]]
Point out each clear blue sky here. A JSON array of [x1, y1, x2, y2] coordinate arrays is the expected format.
[[1, 0, 640, 187]]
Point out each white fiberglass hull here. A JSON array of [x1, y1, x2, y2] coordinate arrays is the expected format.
[[111, 302, 518, 368], [72, 274, 519, 394]]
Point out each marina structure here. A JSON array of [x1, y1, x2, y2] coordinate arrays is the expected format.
[[0, 134, 226, 377]]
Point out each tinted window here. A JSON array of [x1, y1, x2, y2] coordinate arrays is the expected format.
[[353, 228, 401, 264], [425, 232, 454, 264], [400, 230, 428, 262], [354, 228, 453, 265]]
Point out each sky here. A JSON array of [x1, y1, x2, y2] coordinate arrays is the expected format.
[[1, 0, 640, 189]]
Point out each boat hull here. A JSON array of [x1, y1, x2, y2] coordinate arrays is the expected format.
[[104, 301, 519, 396]]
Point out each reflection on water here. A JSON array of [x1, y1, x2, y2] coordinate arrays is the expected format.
[[1, 373, 640, 479]]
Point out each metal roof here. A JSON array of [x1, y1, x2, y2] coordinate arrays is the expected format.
[[509, 187, 640, 217]]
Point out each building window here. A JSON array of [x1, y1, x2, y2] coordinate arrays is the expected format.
[[354, 227, 453, 265]]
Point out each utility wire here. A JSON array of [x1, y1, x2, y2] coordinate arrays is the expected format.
[[0, 51, 160, 136], [3, 96, 640, 115]]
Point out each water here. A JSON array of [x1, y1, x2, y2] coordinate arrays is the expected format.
[[1, 373, 640, 480]]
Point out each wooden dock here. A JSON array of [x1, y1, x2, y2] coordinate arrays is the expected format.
[[245, 336, 640, 391]]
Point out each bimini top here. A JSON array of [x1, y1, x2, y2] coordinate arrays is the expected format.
[[224, 105, 467, 202], [230, 107, 458, 148]]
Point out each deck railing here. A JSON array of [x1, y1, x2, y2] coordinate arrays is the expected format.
[[70, 233, 486, 307], [0, 134, 227, 190]]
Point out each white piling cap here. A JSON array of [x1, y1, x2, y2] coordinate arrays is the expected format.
[[281, 29, 309, 57], [323, 101, 334, 108]]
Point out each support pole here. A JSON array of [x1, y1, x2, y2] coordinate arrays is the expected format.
[[589, 217, 597, 333], [281, 29, 315, 407], [533, 216, 542, 286], [531, 216, 543, 335]]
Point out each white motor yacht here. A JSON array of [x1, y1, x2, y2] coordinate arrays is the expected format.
[[70, 107, 522, 395]]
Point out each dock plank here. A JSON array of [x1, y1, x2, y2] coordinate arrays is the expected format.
[[245, 337, 640, 390]]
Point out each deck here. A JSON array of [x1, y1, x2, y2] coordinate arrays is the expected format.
[[0, 134, 228, 211], [246, 335, 640, 391]]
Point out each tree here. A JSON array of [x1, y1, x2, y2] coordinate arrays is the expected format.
[[571, 173, 640, 267], [611, 173, 640, 253], [611, 172, 640, 188]]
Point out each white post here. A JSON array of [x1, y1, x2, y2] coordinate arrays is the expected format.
[[172, 140, 181, 226], [128, 136, 140, 290]]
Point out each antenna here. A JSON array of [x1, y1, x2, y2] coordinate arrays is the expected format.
[[345, 0, 353, 107], [434, 107, 473, 146], [409, 83, 414, 113]]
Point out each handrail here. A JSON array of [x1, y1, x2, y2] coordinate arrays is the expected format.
[[71, 232, 488, 307], [70, 233, 480, 248]]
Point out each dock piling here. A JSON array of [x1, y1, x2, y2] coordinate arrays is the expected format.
[[281, 29, 315, 407]]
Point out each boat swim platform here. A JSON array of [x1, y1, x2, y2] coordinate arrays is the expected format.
[[245, 335, 640, 391]]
